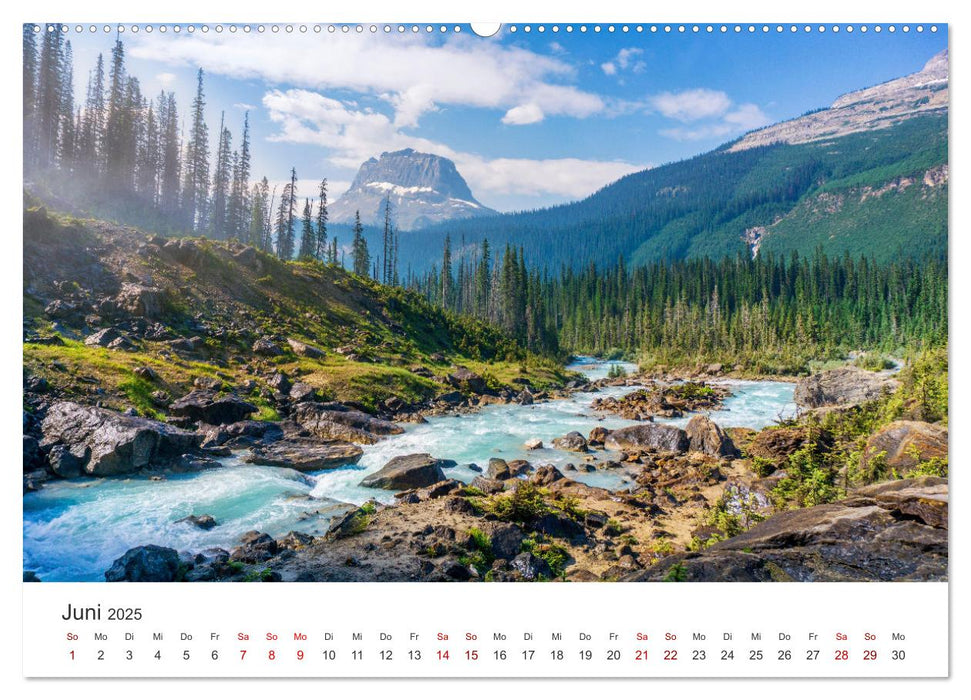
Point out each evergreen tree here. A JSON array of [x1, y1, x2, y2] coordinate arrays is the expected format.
[[181, 68, 210, 231], [315, 179, 328, 261], [274, 169, 297, 259], [23, 26, 39, 165], [35, 25, 65, 169], [441, 234, 453, 308], [298, 198, 316, 260], [351, 211, 370, 277], [227, 112, 251, 240], [248, 176, 271, 251], [157, 92, 181, 219], [209, 112, 232, 239]]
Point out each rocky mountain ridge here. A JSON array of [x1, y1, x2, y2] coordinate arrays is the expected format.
[[329, 149, 496, 230], [729, 50, 948, 152]]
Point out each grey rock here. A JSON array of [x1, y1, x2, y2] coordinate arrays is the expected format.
[[105, 545, 182, 582], [604, 423, 689, 454], [794, 367, 899, 409], [686, 415, 738, 457], [41, 401, 200, 476], [245, 439, 363, 472], [359, 453, 455, 490]]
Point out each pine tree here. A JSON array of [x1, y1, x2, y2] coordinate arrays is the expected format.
[[181, 68, 210, 232], [23, 26, 39, 165], [157, 92, 181, 219], [209, 112, 232, 239], [249, 177, 271, 250], [315, 179, 328, 261], [56, 40, 76, 170], [351, 211, 370, 276], [381, 197, 393, 284], [36, 25, 65, 169], [102, 39, 130, 190], [136, 99, 160, 203], [227, 112, 251, 240], [298, 198, 316, 260], [441, 234, 453, 308], [274, 169, 297, 259]]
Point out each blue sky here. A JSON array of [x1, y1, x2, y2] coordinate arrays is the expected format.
[[65, 24, 947, 212]]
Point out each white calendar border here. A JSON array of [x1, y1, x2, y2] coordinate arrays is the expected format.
[[3, 0, 963, 695]]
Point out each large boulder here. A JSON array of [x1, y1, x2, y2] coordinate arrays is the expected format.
[[553, 431, 588, 452], [686, 415, 738, 458], [604, 423, 689, 454], [245, 439, 363, 472], [746, 427, 810, 468], [294, 402, 404, 444], [624, 477, 947, 582], [41, 401, 200, 476], [115, 283, 166, 318], [105, 545, 182, 582], [794, 367, 899, 409], [169, 391, 257, 425], [864, 421, 948, 475], [359, 453, 456, 490]]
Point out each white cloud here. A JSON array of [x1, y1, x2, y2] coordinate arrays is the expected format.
[[651, 88, 733, 122], [233, 102, 257, 112], [502, 103, 545, 125], [658, 103, 769, 141], [261, 88, 643, 202], [130, 32, 605, 129], [602, 48, 645, 76], [156, 72, 177, 88]]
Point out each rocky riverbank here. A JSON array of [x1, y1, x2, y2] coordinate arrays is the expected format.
[[35, 360, 944, 584]]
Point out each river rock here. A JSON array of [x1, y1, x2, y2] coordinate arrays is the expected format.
[[231, 531, 279, 563], [245, 439, 363, 472], [794, 367, 899, 408], [41, 401, 201, 476], [359, 453, 456, 490], [624, 476, 947, 582], [604, 423, 689, 454], [287, 338, 326, 359], [486, 458, 511, 480], [199, 420, 284, 448], [324, 502, 378, 541], [23, 435, 43, 472], [105, 545, 182, 582], [686, 415, 738, 457], [588, 426, 609, 447], [169, 391, 257, 425], [524, 438, 544, 450], [177, 514, 218, 530], [864, 420, 948, 475], [553, 431, 588, 452], [47, 443, 86, 478], [294, 402, 404, 444]]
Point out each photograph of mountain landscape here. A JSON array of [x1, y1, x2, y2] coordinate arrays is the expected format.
[[23, 24, 947, 583]]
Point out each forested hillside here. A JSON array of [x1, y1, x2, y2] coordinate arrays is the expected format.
[[400, 113, 947, 272]]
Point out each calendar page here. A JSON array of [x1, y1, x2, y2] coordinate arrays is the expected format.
[[20, 12, 951, 684]]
